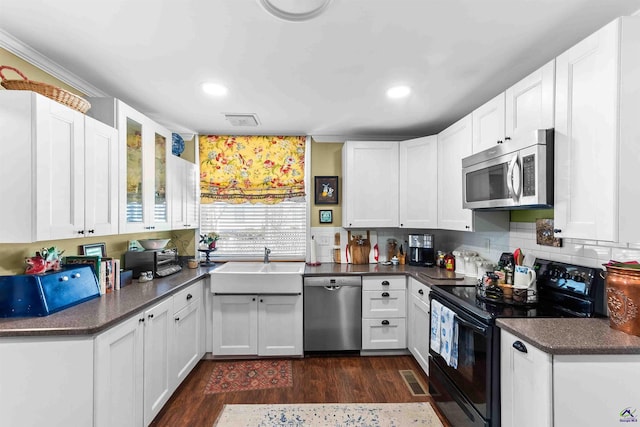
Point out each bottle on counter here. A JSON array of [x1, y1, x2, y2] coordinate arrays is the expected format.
[[504, 262, 514, 285], [436, 251, 445, 268], [444, 252, 455, 271]]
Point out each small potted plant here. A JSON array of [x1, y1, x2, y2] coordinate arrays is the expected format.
[[200, 232, 220, 250]]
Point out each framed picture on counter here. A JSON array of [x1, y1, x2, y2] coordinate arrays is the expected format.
[[314, 176, 338, 204], [79, 242, 107, 257], [319, 209, 333, 224]]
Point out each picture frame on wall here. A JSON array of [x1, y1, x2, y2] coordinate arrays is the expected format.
[[319, 209, 333, 224], [314, 176, 339, 204]]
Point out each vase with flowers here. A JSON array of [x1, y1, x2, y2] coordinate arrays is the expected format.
[[200, 232, 220, 250]]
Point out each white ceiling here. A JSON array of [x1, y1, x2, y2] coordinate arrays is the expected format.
[[1, 0, 639, 140]]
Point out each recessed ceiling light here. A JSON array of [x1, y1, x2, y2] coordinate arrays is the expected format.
[[386, 85, 411, 99], [258, 0, 332, 22], [202, 82, 228, 96]]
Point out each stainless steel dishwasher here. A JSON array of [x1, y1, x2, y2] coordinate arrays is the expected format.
[[303, 276, 362, 351]]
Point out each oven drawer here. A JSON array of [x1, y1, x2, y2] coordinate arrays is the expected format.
[[362, 276, 406, 291], [429, 357, 489, 427], [362, 318, 407, 350], [362, 290, 406, 318]]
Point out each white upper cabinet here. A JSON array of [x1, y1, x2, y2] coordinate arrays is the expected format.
[[554, 17, 640, 242], [170, 155, 199, 230], [399, 136, 438, 229], [0, 91, 118, 242], [342, 141, 399, 228], [89, 97, 172, 234], [472, 93, 506, 153], [84, 116, 119, 237], [437, 115, 473, 231], [505, 60, 555, 143]]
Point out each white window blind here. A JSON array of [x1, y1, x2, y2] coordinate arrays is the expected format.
[[200, 201, 306, 260]]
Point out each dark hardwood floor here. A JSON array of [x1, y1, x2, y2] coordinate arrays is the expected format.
[[150, 354, 450, 426]]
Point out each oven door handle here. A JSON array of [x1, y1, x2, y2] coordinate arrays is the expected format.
[[454, 316, 488, 336]]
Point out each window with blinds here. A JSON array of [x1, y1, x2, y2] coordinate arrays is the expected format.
[[200, 201, 306, 260]]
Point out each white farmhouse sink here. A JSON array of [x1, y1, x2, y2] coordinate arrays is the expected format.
[[210, 262, 305, 294]]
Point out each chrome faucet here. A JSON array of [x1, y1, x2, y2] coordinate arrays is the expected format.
[[264, 247, 271, 264]]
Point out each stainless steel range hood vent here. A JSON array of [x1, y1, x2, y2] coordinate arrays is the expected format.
[[224, 113, 260, 126]]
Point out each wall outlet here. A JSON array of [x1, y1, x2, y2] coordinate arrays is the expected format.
[[318, 235, 330, 246]]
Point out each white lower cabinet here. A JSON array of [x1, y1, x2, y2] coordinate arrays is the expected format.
[[95, 280, 205, 427], [502, 328, 640, 426], [172, 281, 205, 385], [362, 276, 407, 350], [212, 294, 303, 356], [142, 298, 173, 426], [95, 313, 145, 427], [0, 336, 94, 427], [501, 329, 552, 427], [407, 278, 430, 375]]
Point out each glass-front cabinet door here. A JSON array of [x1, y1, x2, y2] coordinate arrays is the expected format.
[[118, 101, 171, 233]]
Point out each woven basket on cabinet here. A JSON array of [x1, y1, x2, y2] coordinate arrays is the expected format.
[[0, 65, 91, 113]]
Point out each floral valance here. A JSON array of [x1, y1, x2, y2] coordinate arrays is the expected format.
[[199, 135, 306, 204]]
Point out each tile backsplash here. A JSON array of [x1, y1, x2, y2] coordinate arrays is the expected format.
[[311, 223, 640, 268]]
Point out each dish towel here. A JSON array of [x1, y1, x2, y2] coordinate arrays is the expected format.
[[430, 299, 442, 352], [439, 304, 459, 369]]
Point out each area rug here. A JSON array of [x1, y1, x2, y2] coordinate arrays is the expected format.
[[213, 402, 444, 426], [204, 359, 293, 394]]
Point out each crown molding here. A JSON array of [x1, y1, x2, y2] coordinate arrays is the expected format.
[[0, 28, 107, 97]]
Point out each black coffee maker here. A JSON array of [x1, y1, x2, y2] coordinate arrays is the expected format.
[[408, 234, 435, 267]]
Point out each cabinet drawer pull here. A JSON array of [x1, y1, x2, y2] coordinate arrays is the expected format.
[[381, 280, 390, 286], [418, 289, 424, 295], [381, 292, 390, 297], [175, 317, 180, 322], [186, 294, 193, 300], [512, 340, 527, 353], [381, 320, 390, 326]]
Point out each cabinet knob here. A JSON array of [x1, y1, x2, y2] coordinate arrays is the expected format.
[[418, 289, 424, 295], [148, 314, 154, 319], [139, 318, 145, 323], [72, 273, 81, 279], [553, 228, 562, 233], [175, 317, 180, 322], [260, 299, 264, 303], [400, 223, 404, 227], [465, 225, 471, 229], [186, 294, 193, 300], [87, 229, 95, 234], [497, 140, 503, 144], [77, 230, 85, 235], [505, 136, 511, 141], [381, 292, 390, 297], [381, 280, 390, 286], [59, 276, 69, 282], [512, 340, 528, 353], [252, 298, 256, 301], [381, 320, 390, 326]]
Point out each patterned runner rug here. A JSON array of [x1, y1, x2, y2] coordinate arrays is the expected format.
[[213, 402, 444, 426], [204, 359, 293, 394]]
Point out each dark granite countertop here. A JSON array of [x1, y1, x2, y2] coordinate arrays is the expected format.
[[304, 263, 475, 286], [0, 266, 216, 337], [497, 318, 640, 355], [0, 262, 473, 338]]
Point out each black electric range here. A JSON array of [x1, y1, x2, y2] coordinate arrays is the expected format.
[[428, 258, 607, 427]]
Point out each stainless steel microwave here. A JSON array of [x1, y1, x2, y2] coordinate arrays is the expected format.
[[462, 129, 554, 209]]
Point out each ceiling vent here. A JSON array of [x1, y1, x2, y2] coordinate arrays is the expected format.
[[224, 113, 260, 127]]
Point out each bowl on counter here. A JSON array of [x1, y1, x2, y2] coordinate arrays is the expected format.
[[138, 239, 171, 250]]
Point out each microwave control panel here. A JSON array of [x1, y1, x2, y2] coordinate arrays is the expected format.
[[522, 154, 536, 197]]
